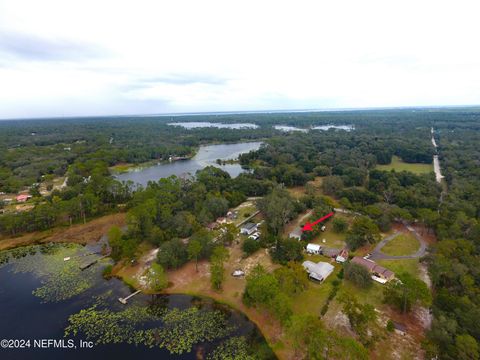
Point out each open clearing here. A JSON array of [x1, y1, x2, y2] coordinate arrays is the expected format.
[[0, 213, 126, 251], [381, 233, 421, 256], [376, 156, 433, 174], [377, 258, 420, 278]]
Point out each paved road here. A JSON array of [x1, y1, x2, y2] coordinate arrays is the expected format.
[[370, 225, 428, 260]]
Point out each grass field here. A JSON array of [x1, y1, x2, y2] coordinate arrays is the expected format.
[[381, 233, 420, 256], [376, 156, 433, 175], [377, 258, 420, 278]]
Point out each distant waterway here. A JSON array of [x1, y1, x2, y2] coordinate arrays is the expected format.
[[116, 142, 263, 187], [274, 124, 354, 132], [168, 122, 258, 129]]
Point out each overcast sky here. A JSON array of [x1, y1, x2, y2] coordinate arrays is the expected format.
[[0, 0, 479, 119]]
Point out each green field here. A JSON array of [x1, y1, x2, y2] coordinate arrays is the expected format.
[[381, 233, 420, 256], [376, 156, 433, 174], [377, 258, 420, 278]]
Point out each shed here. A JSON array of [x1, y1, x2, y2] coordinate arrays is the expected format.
[[302, 261, 334, 282], [306, 243, 322, 255], [289, 228, 302, 240], [393, 322, 407, 335]]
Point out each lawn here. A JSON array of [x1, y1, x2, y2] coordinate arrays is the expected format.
[[377, 258, 420, 278], [381, 233, 420, 256], [376, 156, 433, 175], [232, 201, 258, 226]]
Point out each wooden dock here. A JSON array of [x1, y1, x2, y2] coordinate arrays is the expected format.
[[79, 255, 108, 270], [118, 290, 141, 304]]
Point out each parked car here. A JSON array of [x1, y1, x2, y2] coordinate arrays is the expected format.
[[232, 270, 245, 277], [248, 232, 260, 240]]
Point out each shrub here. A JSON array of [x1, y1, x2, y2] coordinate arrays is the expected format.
[[242, 238, 261, 256], [344, 262, 372, 288], [386, 320, 395, 332]]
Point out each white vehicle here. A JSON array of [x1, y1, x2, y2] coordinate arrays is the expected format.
[[232, 270, 245, 277], [363, 253, 372, 259], [248, 232, 260, 241]]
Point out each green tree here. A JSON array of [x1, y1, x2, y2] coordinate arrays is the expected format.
[[456, 334, 479, 360], [146, 263, 169, 291], [346, 216, 381, 250], [210, 246, 229, 290], [383, 272, 431, 313], [332, 217, 348, 233], [157, 239, 188, 269], [188, 239, 202, 272], [258, 187, 297, 236], [344, 262, 372, 288]]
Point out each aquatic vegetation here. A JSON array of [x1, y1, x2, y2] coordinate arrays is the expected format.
[[0, 243, 110, 302], [207, 336, 256, 360], [65, 304, 236, 355]]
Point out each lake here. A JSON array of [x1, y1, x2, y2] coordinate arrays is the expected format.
[[168, 122, 258, 129], [274, 125, 354, 132], [116, 142, 263, 187], [0, 244, 274, 360]]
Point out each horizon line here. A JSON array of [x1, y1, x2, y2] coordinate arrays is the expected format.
[[1, 103, 480, 121]]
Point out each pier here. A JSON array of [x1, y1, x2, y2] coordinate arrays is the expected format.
[[118, 290, 141, 304]]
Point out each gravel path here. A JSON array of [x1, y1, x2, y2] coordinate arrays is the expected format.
[[370, 225, 427, 260]]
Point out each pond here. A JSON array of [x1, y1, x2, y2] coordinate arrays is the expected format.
[[116, 142, 263, 187], [274, 125, 354, 132], [0, 244, 274, 360], [168, 122, 258, 129]]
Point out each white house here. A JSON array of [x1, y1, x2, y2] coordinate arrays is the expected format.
[[240, 222, 258, 235], [302, 261, 334, 282], [306, 243, 322, 255]]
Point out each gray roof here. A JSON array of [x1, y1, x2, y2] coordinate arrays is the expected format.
[[241, 222, 257, 230], [302, 261, 334, 281]]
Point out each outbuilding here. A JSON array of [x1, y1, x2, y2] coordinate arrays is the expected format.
[[306, 243, 322, 255]]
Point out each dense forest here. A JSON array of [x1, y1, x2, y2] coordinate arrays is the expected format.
[[1, 107, 480, 359]]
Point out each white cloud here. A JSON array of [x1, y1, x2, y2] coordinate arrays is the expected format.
[[0, 0, 479, 118]]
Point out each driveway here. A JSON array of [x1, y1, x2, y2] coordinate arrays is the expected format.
[[370, 225, 428, 261]]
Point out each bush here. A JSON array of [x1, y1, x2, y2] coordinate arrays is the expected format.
[[344, 262, 372, 288], [332, 218, 348, 233], [243, 238, 261, 256], [386, 320, 395, 332], [102, 264, 113, 279], [271, 238, 304, 264]]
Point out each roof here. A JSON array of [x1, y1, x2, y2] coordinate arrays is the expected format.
[[289, 229, 302, 239], [306, 243, 322, 251], [16, 194, 30, 201], [322, 248, 341, 257], [302, 261, 334, 281], [351, 257, 395, 279], [241, 222, 257, 230], [393, 322, 407, 332]]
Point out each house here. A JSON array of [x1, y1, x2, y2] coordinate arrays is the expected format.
[[306, 243, 322, 255], [16, 194, 31, 202], [351, 257, 395, 282], [302, 261, 334, 282], [289, 228, 302, 240], [240, 222, 258, 235], [335, 249, 348, 263]]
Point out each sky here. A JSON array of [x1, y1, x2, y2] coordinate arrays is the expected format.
[[0, 0, 479, 119]]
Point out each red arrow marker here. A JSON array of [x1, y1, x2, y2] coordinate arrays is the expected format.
[[302, 212, 334, 232]]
